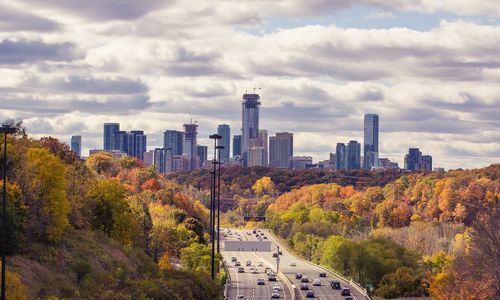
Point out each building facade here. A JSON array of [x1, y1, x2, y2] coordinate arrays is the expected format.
[[404, 148, 422, 171], [153, 148, 167, 173], [183, 123, 198, 171], [70, 135, 81, 158], [336, 143, 346, 170], [269, 132, 293, 169], [217, 124, 230, 163], [259, 129, 268, 166], [164, 130, 184, 156], [130, 130, 147, 161], [197, 145, 208, 168], [346, 140, 361, 170], [233, 135, 241, 158], [241, 93, 261, 166], [291, 156, 313, 170], [103, 123, 119, 151], [363, 114, 379, 170]]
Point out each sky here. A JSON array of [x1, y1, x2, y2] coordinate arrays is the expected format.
[[1, 0, 499, 170]]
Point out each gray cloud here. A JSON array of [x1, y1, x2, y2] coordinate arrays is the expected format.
[[0, 39, 75, 65], [0, 5, 60, 32]]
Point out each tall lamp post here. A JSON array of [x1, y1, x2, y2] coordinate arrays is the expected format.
[[215, 145, 224, 254], [208, 134, 221, 280], [1, 125, 16, 300]]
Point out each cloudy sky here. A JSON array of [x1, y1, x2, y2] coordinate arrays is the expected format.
[[1, 0, 499, 170]]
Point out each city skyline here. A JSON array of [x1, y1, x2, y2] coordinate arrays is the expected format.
[[1, 1, 499, 170]]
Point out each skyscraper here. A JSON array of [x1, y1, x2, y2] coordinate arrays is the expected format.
[[103, 123, 119, 151], [259, 129, 268, 166], [404, 148, 432, 171], [70, 135, 81, 158], [269, 132, 293, 169], [130, 130, 147, 160], [336, 143, 346, 170], [114, 130, 128, 153], [217, 124, 230, 163], [197, 145, 208, 167], [241, 93, 261, 166], [420, 155, 432, 171], [153, 148, 167, 173], [346, 140, 361, 170], [364, 114, 379, 170], [183, 123, 198, 171], [233, 135, 241, 157], [164, 130, 184, 156]]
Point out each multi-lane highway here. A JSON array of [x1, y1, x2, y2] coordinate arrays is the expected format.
[[222, 228, 369, 300]]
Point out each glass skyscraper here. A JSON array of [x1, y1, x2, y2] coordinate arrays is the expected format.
[[363, 114, 379, 170], [335, 143, 346, 170], [241, 93, 261, 167], [183, 123, 198, 171], [70, 135, 81, 158], [163, 130, 184, 155], [269, 132, 293, 169], [103, 123, 119, 151], [130, 130, 147, 160], [217, 124, 230, 163], [346, 140, 361, 170], [233, 135, 241, 157]]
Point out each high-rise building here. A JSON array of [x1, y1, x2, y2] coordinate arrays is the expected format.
[[248, 146, 266, 167], [197, 145, 208, 167], [153, 148, 167, 173], [183, 123, 198, 171], [404, 148, 422, 171], [364, 114, 379, 170], [420, 155, 432, 171], [233, 135, 241, 157], [164, 130, 184, 156], [70, 135, 81, 158], [114, 131, 129, 153], [130, 130, 147, 161], [217, 124, 230, 163], [269, 132, 293, 169], [336, 143, 346, 170], [143, 150, 154, 165], [259, 129, 268, 166], [291, 156, 313, 170], [103, 123, 119, 151], [346, 140, 361, 170], [241, 93, 261, 166]]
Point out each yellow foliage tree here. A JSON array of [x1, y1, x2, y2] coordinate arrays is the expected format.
[[252, 176, 275, 196], [0, 261, 28, 300]]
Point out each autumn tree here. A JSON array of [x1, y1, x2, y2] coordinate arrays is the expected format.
[[39, 136, 78, 164], [85, 152, 117, 175], [0, 181, 25, 254], [252, 176, 276, 196]]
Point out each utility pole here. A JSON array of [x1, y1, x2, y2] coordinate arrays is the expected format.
[[276, 245, 280, 274], [216, 145, 224, 254], [209, 134, 221, 280]]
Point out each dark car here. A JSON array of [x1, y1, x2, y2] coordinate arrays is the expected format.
[[278, 251, 283, 255], [234, 262, 241, 266], [257, 278, 265, 285], [331, 281, 341, 289], [306, 291, 315, 298], [272, 253, 278, 258], [319, 272, 327, 277], [295, 273, 303, 279], [341, 288, 351, 296], [238, 267, 245, 273], [300, 283, 309, 290], [344, 297, 354, 300], [300, 276, 309, 283]]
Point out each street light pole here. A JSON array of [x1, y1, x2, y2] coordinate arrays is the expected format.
[[215, 145, 224, 254], [1, 125, 16, 300], [209, 134, 221, 280]]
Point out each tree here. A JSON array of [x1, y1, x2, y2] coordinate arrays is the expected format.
[[85, 152, 116, 175], [25, 148, 69, 241], [376, 267, 423, 298], [0, 262, 27, 300], [0, 180, 25, 254], [39, 136, 78, 164], [86, 179, 135, 245], [71, 260, 92, 284], [252, 176, 276, 196]]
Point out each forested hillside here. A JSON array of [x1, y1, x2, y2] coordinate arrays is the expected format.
[[265, 165, 499, 298], [1, 121, 223, 299]]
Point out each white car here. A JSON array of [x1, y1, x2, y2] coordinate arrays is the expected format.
[[272, 284, 282, 291], [257, 262, 264, 267], [312, 279, 321, 286], [289, 262, 297, 267]]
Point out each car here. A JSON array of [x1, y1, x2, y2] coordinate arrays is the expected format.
[[257, 278, 265, 285], [238, 267, 245, 273], [260, 233, 264, 236], [300, 283, 309, 290], [295, 273, 303, 279], [257, 261, 264, 267], [234, 262, 241, 266], [247, 232, 251, 235], [231, 257, 237, 262], [331, 281, 341, 289], [268, 274, 277, 281], [237, 295, 244, 299], [265, 267, 272, 274], [246, 260, 252, 266], [312, 279, 321, 286], [289, 262, 296, 267], [263, 236, 268, 239], [319, 272, 327, 277], [252, 268, 258, 274], [272, 285, 282, 291], [301, 276, 309, 283], [344, 297, 354, 300], [272, 253, 278, 258], [278, 251, 283, 255], [341, 288, 351, 296], [306, 291, 315, 298], [271, 291, 280, 298]]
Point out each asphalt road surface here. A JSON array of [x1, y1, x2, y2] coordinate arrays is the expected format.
[[222, 228, 368, 300]]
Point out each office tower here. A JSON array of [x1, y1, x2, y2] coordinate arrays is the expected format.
[[183, 123, 198, 171], [197, 145, 208, 167], [153, 148, 167, 173], [114, 130, 128, 153], [103, 123, 119, 151], [233, 135, 241, 157], [269, 132, 293, 169], [248, 146, 266, 167], [130, 130, 147, 160], [364, 114, 379, 170], [217, 124, 231, 163], [420, 155, 432, 171], [241, 93, 261, 166], [165, 149, 173, 173], [143, 150, 154, 166], [172, 155, 190, 172], [70, 135, 81, 158], [259, 129, 268, 166], [291, 156, 313, 170], [164, 130, 184, 156], [404, 148, 422, 171], [336, 143, 346, 170], [346, 140, 361, 170]]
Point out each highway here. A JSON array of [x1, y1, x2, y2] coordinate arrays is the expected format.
[[222, 228, 369, 300]]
